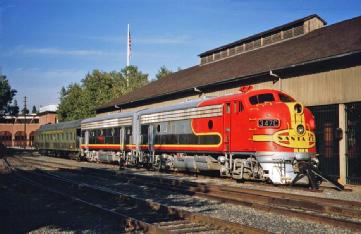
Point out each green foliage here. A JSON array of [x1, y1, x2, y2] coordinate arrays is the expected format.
[[58, 66, 148, 121], [32, 105, 37, 114], [0, 75, 17, 118], [155, 65, 173, 80], [58, 83, 85, 121], [21, 106, 29, 115], [8, 100, 20, 116]]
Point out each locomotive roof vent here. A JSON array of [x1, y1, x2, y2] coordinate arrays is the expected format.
[[239, 85, 254, 93]]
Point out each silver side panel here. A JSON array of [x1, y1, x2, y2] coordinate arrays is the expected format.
[[140, 104, 223, 124], [81, 117, 133, 130]]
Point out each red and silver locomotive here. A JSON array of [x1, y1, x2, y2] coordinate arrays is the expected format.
[[79, 87, 317, 185]]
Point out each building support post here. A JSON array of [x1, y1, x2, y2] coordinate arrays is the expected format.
[[338, 103, 347, 185]]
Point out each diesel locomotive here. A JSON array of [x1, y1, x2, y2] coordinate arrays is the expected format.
[[34, 88, 319, 186]]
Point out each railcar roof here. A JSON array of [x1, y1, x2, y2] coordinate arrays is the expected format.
[[81, 111, 136, 124], [137, 97, 210, 116], [38, 119, 82, 132]]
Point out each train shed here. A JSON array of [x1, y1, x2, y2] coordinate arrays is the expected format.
[[97, 14, 361, 185]]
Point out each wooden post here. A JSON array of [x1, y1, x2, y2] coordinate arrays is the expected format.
[[338, 103, 347, 185]]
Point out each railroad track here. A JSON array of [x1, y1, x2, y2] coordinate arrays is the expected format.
[[12, 156, 361, 232], [4, 157, 264, 234]]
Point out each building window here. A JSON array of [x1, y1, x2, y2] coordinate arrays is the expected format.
[[254, 39, 261, 48], [272, 32, 282, 42], [283, 28, 293, 39], [236, 45, 244, 54], [293, 25, 304, 36], [245, 41, 254, 51], [263, 35, 272, 45]]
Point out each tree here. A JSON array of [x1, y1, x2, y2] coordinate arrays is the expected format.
[[122, 66, 149, 91], [57, 66, 149, 121], [155, 65, 173, 80], [8, 100, 20, 116], [57, 83, 85, 121], [0, 75, 17, 118], [21, 106, 29, 115], [32, 105, 37, 114]]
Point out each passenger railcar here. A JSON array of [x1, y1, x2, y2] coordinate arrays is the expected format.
[[78, 88, 317, 185], [34, 119, 82, 158]]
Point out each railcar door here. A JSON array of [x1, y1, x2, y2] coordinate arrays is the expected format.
[[120, 127, 125, 152], [223, 102, 232, 152], [230, 100, 250, 151], [148, 125, 154, 152], [84, 131, 89, 146]]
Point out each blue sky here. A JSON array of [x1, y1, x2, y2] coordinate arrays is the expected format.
[[0, 0, 360, 109]]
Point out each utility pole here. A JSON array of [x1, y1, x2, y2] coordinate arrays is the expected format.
[[24, 96, 27, 148]]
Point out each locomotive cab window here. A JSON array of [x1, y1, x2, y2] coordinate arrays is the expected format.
[[249, 93, 275, 105], [279, 93, 295, 102]]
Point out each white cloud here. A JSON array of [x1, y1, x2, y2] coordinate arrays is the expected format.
[[10, 67, 86, 83], [135, 35, 191, 45], [82, 34, 191, 45], [8, 68, 87, 107], [18, 47, 119, 57]]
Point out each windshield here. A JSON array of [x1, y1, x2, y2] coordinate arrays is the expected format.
[[279, 93, 295, 102], [249, 93, 275, 105]]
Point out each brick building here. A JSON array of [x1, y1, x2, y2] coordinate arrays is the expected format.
[[0, 105, 57, 148], [97, 15, 361, 185]]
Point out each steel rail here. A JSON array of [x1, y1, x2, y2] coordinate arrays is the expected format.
[[2, 158, 167, 234], [6, 157, 265, 234], [14, 156, 361, 231]]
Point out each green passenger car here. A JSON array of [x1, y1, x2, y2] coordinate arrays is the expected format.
[[34, 120, 82, 158]]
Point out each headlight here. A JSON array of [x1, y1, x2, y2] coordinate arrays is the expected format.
[[294, 103, 303, 114], [296, 124, 305, 135]]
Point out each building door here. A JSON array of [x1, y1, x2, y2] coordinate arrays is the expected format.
[[346, 102, 361, 184], [309, 105, 339, 180]]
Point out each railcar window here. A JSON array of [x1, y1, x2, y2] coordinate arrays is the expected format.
[[157, 124, 161, 133], [249, 93, 275, 105], [279, 93, 295, 102]]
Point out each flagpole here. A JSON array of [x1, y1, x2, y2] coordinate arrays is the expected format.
[[127, 24, 130, 67], [126, 24, 131, 88]]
